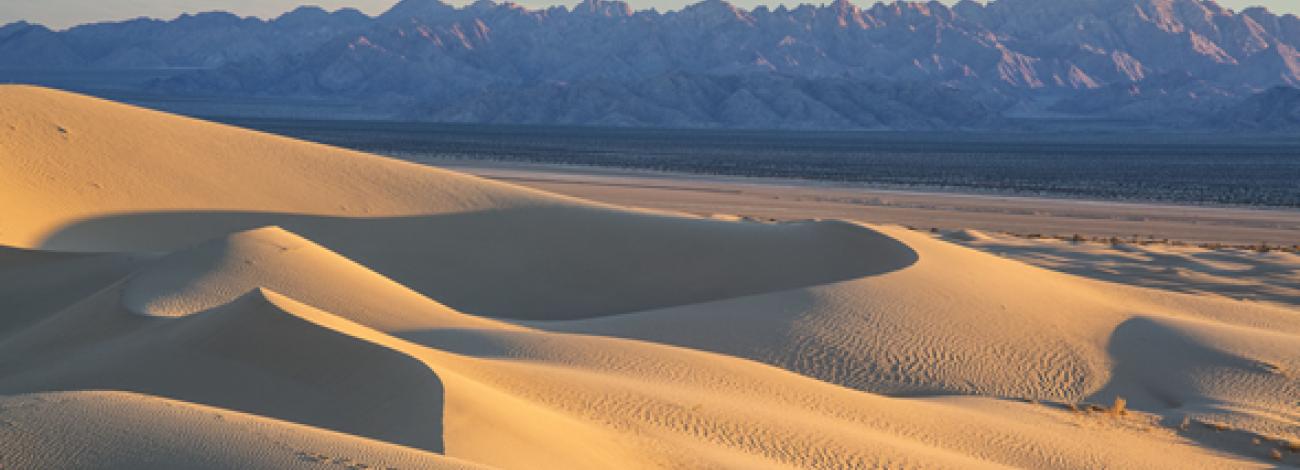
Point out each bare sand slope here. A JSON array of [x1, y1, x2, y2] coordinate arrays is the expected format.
[[0, 87, 565, 247], [1, 86, 907, 319], [120, 226, 509, 332], [0, 391, 488, 470], [1, 85, 1297, 468], [0, 246, 144, 334], [0, 231, 1261, 469], [554, 226, 1300, 458]]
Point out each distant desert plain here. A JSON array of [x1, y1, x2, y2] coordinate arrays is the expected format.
[[1, 85, 1299, 469]]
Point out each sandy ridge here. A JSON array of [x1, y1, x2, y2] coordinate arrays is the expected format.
[[1, 85, 1296, 468]]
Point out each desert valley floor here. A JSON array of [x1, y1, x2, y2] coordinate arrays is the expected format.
[[1, 86, 1298, 469]]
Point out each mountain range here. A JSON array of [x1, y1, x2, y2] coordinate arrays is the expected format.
[[3, 0, 1300, 131]]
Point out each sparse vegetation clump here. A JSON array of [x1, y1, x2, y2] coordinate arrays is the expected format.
[[1109, 397, 1127, 416], [976, 230, 1300, 253], [1201, 421, 1232, 432], [1068, 397, 1129, 417]]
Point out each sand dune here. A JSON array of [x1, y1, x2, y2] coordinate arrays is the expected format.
[[1, 85, 1297, 468], [0, 86, 562, 248], [121, 226, 507, 332], [0, 391, 487, 470], [554, 226, 1300, 444], [0, 235, 1264, 469], [1, 87, 907, 319]]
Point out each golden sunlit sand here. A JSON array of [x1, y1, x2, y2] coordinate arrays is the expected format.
[[1, 86, 1297, 468]]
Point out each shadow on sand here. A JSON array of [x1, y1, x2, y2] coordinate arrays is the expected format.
[[0, 288, 448, 453], [39, 206, 919, 320], [960, 240, 1300, 307], [1086, 316, 1293, 466]]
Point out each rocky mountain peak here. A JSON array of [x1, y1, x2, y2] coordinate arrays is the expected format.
[[826, 0, 872, 28], [676, 0, 754, 25], [3, 0, 1299, 131], [574, 0, 633, 18], [379, 0, 457, 23]]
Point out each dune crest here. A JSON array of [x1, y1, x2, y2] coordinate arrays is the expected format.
[[121, 225, 507, 332], [3, 87, 917, 320], [1, 85, 1297, 468], [0, 85, 565, 249]]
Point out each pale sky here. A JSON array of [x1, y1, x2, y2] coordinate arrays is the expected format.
[[1, 0, 1296, 30]]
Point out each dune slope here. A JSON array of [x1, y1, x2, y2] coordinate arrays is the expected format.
[[0, 86, 910, 319], [554, 226, 1300, 451], [0, 231, 1262, 469], [0, 246, 141, 335], [1, 85, 1297, 468], [0, 391, 487, 470]]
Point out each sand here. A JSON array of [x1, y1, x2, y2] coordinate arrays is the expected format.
[[428, 159, 1300, 246], [1, 85, 1297, 469]]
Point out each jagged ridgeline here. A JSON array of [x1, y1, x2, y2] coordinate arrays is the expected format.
[[2, 0, 1299, 130]]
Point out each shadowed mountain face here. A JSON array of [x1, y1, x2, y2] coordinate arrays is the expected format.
[[3, 0, 1300, 130], [1213, 84, 1300, 129]]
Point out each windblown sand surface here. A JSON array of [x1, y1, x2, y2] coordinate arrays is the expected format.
[[1, 85, 1298, 469]]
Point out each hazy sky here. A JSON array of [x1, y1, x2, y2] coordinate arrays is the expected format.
[[2, 0, 1296, 30]]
